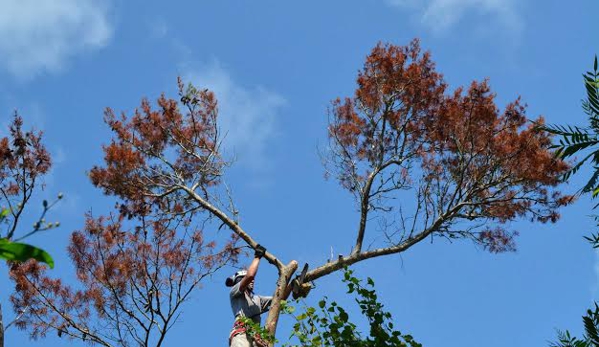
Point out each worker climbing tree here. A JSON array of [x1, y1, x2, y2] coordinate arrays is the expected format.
[[227, 245, 291, 347]]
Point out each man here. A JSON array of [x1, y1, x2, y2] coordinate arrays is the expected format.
[[226, 245, 292, 347]]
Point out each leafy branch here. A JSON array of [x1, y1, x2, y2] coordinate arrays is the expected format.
[[0, 193, 63, 268], [545, 56, 599, 347], [539, 56, 599, 196], [283, 267, 421, 347]]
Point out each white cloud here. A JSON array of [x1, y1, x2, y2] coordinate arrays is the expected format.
[[0, 0, 112, 80], [182, 60, 286, 174], [386, 0, 522, 34]]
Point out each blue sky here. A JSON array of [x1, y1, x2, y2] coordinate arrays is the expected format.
[[0, 1, 598, 346]]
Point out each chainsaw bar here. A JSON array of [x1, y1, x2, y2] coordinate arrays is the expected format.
[[297, 263, 308, 285]]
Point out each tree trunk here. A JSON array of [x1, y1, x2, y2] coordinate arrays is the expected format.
[[264, 260, 297, 346], [0, 301, 5, 347]]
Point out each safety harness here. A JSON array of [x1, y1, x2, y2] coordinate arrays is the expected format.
[[229, 318, 267, 347], [228, 319, 247, 345]]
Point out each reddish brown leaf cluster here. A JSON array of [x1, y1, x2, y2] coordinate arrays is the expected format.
[[477, 228, 520, 254], [10, 211, 239, 345], [90, 78, 225, 218], [422, 81, 572, 222], [0, 114, 51, 239], [327, 39, 573, 253], [9, 80, 241, 346]]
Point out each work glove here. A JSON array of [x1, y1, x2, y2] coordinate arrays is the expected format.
[[254, 244, 266, 259]]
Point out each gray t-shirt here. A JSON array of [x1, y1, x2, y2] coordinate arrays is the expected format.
[[230, 282, 272, 324]]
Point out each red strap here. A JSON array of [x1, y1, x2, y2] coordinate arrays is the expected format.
[[229, 320, 247, 345], [229, 319, 267, 347]]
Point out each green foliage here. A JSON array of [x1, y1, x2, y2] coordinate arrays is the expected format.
[[550, 330, 591, 347], [540, 56, 599, 198], [284, 267, 421, 347], [546, 56, 599, 347], [0, 194, 62, 269], [550, 304, 599, 347], [583, 216, 599, 249], [0, 238, 53, 269], [237, 316, 277, 346], [583, 304, 599, 347]]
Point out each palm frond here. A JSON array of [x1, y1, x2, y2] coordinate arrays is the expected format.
[[561, 153, 594, 183], [585, 80, 599, 116], [583, 167, 599, 195], [543, 123, 592, 138], [584, 57, 599, 131], [543, 124, 599, 160], [556, 138, 599, 159], [539, 57, 599, 196]]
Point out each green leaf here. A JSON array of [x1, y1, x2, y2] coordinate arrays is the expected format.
[[0, 239, 54, 268], [0, 208, 9, 219], [338, 309, 348, 322], [583, 313, 599, 346], [583, 167, 599, 194], [562, 153, 594, 183]]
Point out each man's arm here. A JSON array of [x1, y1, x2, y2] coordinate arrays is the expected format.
[[238, 245, 267, 292], [238, 256, 259, 292]]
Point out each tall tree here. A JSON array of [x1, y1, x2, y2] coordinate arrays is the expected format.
[[0, 114, 57, 347], [13, 39, 573, 346], [9, 82, 241, 347]]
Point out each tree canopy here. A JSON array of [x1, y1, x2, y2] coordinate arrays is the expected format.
[[8, 39, 575, 346]]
